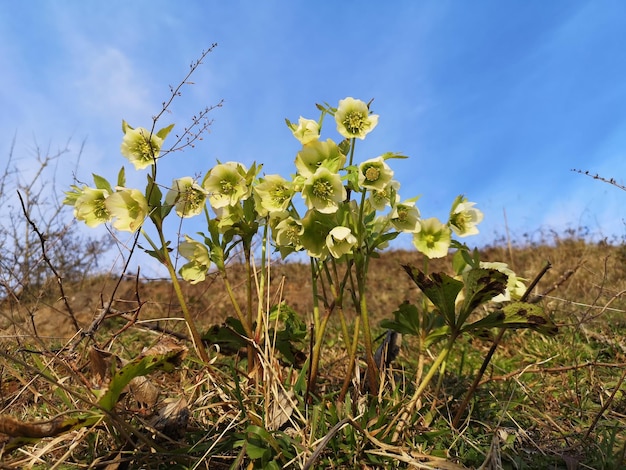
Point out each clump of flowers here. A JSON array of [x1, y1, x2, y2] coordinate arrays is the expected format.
[[64, 95, 512, 395]]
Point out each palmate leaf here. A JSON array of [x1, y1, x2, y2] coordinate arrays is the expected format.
[[380, 301, 421, 336], [458, 268, 507, 326], [402, 265, 463, 328], [202, 317, 249, 355], [380, 301, 450, 348], [462, 302, 558, 336]]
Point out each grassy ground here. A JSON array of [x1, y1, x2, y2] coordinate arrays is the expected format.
[[0, 233, 625, 469]]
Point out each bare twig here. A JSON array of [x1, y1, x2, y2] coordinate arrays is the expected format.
[[572, 168, 626, 192], [16, 191, 80, 332]]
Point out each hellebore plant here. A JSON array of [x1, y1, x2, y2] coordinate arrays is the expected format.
[[65, 93, 523, 398], [64, 122, 214, 364]]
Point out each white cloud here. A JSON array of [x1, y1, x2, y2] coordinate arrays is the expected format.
[[70, 46, 154, 123]]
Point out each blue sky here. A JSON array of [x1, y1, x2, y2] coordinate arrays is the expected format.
[[2, 1, 626, 274]]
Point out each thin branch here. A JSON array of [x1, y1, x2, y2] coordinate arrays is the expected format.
[[16, 191, 80, 332], [572, 168, 626, 192]]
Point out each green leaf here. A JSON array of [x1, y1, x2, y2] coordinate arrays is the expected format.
[[380, 151, 408, 160], [146, 174, 169, 225], [344, 165, 360, 192], [121, 119, 132, 133], [92, 174, 113, 194], [424, 324, 452, 348], [0, 412, 102, 452], [380, 301, 421, 337], [245, 441, 270, 460], [139, 240, 170, 264], [117, 166, 126, 187], [458, 268, 507, 326], [402, 265, 463, 328], [371, 231, 400, 251], [201, 317, 248, 355], [156, 123, 175, 140], [463, 302, 558, 336], [97, 342, 186, 411], [452, 249, 469, 275], [146, 174, 162, 207], [272, 309, 307, 365], [246, 425, 280, 461], [337, 138, 351, 156]]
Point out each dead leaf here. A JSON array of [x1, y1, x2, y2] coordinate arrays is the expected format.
[[267, 389, 295, 431], [151, 397, 189, 439], [129, 376, 160, 411]]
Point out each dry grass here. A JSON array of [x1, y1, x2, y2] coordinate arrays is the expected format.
[[1, 233, 625, 469]]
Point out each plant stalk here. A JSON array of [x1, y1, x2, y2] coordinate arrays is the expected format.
[[389, 334, 457, 442], [159, 238, 210, 364]]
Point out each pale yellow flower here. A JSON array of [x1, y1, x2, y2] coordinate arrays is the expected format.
[[287, 116, 320, 144], [335, 97, 379, 140], [368, 181, 399, 211], [253, 174, 294, 216], [295, 138, 346, 178], [449, 195, 484, 237], [165, 177, 207, 218], [412, 217, 451, 259], [104, 188, 149, 232], [120, 122, 164, 170], [301, 167, 346, 214], [300, 210, 335, 259], [178, 236, 211, 284], [73, 187, 110, 227], [358, 156, 394, 191], [275, 216, 303, 250], [326, 226, 357, 259], [203, 162, 250, 209], [390, 199, 421, 232]]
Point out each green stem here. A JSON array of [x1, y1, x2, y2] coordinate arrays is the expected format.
[[389, 334, 457, 442], [347, 138, 356, 167], [359, 289, 378, 392], [221, 270, 254, 339], [254, 224, 269, 339], [157, 229, 210, 364], [356, 191, 367, 245], [310, 259, 321, 333], [345, 139, 357, 201], [338, 315, 360, 401], [307, 259, 323, 397], [244, 243, 255, 371], [244, 244, 253, 333]]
